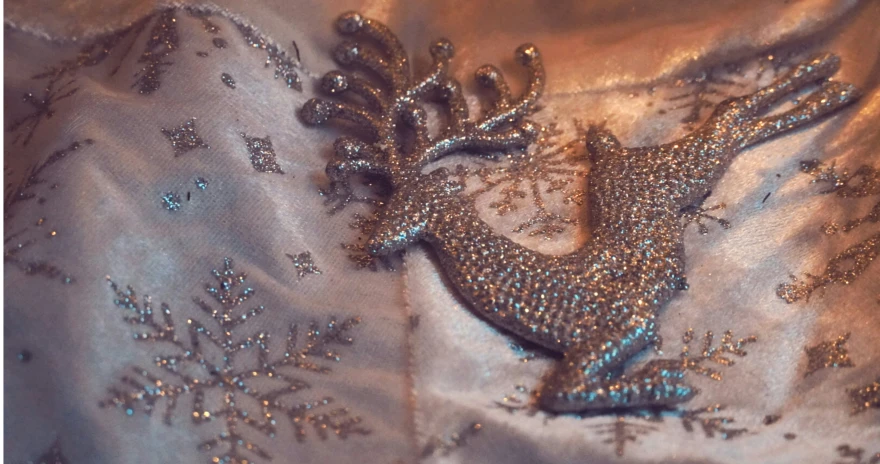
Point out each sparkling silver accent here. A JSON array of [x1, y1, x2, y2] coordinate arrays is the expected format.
[[160, 118, 209, 156], [302, 12, 860, 412]]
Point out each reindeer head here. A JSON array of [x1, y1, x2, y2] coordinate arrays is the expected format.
[[364, 168, 463, 256], [301, 11, 545, 260]]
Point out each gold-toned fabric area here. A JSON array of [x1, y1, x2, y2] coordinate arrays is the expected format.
[[4, 1, 879, 463]]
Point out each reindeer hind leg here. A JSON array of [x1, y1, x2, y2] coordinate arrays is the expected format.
[[539, 315, 697, 412]]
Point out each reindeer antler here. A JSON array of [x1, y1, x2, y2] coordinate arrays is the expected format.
[[300, 11, 545, 208]]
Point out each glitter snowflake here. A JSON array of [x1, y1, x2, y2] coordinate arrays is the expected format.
[[680, 190, 731, 235], [659, 49, 798, 129], [848, 377, 880, 415], [778, 159, 880, 303], [4, 140, 93, 283], [6, 17, 150, 146], [461, 123, 589, 239], [100, 258, 368, 463], [132, 10, 180, 95], [286, 251, 322, 279], [21, 438, 69, 464], [420, 422, 483, 458], [835, 444, 880, 464], [799, 159, 879, 235], [6, 5, 303, 148], [586, 404, 748, 457], [777, 232, 880, 303], [803, 332, 855, 377], [588, 416, 658, 457]]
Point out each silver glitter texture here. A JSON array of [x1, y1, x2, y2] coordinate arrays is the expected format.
[[24, 438, 69, 464], [101, 258, 368, 463], [160, 192, 181, 211], [777, 232, 879, 303], [132, 10, 179, 94], [778, 159, 879, 302], [803, 332, 855, 377], [301, 12, 860, 412], [220, 72, 236, 89], [287, 251, 322, 279], [836, 444, 880, 464], [235, 23, 302, 91], [241, 133, 284, 174], [421, 422, 482, 458], [161, 118, 209, 156], [5, 140, 92, 284], [800, 159, 879, 234], [848, 377, 880, 415]]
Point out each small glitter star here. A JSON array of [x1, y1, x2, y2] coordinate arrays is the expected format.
[[287, 251, 321, 279], [241, 133, 285, 174], [803, 332, 855, 377], [848, 377, 880, 415], [161, 118, 209, 156]]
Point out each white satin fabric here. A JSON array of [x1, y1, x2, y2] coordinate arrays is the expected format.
[[4, 1, 879, 463]]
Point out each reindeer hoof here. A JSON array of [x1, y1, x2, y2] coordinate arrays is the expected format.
[[301, 99, 332, 125], [336, 11, 363, 34]]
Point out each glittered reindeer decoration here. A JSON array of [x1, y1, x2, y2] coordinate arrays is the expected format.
[[302, 11, 860, 412]]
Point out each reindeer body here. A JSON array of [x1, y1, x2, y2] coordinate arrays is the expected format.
[[302, 12, 860, 412]]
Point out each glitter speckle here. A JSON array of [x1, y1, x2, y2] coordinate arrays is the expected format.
[[212, 37, 227, 49], [777, 233, 879, 303], [161, 118, 209, 156], [848, 377, 880, 415], [132, 11, 179, 95], [220, 73, 236, 89], [836, 444, 880, 464], [101, 258, 368, 462], [235, 23, 302, 90], [803, 332, 855, 377], [302, 12, 859, 413], [17, 350, 33, 363], [23, 438, 69, 464], [421, 422, 482, 458], [161, 192, 181, 211], [241, 133, 284, 174], [286, 251, 322, 279], [194, 177, 208, 190]]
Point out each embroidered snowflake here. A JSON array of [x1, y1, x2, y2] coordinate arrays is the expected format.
[[100, 258, 368, 463]]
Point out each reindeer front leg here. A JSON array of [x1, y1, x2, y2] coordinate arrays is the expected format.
[[540, 315, 696, 412]]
